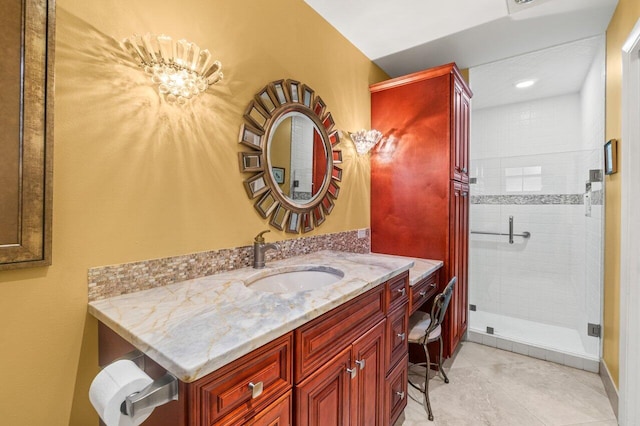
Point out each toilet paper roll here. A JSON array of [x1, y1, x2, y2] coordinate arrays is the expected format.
[[89, 359, 155, 426]]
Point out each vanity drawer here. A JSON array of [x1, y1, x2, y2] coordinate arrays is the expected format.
[[385, 304, 408, 373], [295, 285, 385, 383], [190, 333, 292, 426], [246, 391, 291, 426], [409, 271, 438, 315], [386, 271, 409, 313], [385, 354, 408, 426]]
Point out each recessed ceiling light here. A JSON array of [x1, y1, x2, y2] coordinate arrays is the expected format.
[[515, 80, 536, 89], [514, 0, 535, 4]]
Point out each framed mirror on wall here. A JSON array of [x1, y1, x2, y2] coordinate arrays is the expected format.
[[238, 79, 342, 233], [0, 0, 55, 270]]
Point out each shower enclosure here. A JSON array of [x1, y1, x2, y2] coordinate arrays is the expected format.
[[467, 36, 605, 371]]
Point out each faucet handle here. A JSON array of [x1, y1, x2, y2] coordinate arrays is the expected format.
[[254, 230, 270, 243]]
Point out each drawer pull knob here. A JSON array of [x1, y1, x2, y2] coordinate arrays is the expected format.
[[396, 391, 405, 400], [430, 283, 437, 288], [462, 167, 468, 173], [397, 333, 406, 341], [397, 288, 406, 296], [346, 367, 357, 379], [248, 382, 263, 399], [419, 290, 427, 297], [355, 359, 366, 370]]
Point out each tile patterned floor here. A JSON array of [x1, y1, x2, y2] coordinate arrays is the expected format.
[[395, 342, 617, 426]]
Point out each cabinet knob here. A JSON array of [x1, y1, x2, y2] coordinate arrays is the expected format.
[[462, 192, 468, 197], [395, 391, 405, 400], [346, 367, 357, 379], [248, 381, 263, 399], [462, 167, 468, 173], [430, 283, 437, 288], [397, 333, 406, 341], [419, 290, 427, 297], [355, 359, 366, 370], [397, 287, 406, 296]]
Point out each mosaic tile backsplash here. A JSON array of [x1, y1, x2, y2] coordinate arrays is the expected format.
[[88, 229, 371, 301]]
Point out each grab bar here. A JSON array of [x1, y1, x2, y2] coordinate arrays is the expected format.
[[471, 216, 531, 244]]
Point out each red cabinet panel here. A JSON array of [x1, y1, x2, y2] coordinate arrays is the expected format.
[[370, 63, 472, 358]]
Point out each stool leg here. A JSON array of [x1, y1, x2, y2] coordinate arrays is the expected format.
[[438, 335, 449, 384], [423, 342, 434, 421]]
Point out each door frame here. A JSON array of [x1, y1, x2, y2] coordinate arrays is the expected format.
[[619, 17, 640, 425]]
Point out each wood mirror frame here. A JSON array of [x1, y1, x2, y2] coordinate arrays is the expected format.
[[238, 80, 342, 233], [0, 0, 55, 270]]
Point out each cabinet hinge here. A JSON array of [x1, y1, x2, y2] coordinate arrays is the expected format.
[[588, 323, 601, 338]]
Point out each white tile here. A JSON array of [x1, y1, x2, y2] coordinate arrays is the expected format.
[[528, 346, 547, 361], [583, 359, 600, 373], [482, 334, 497, 347], [496, 337, 513, 351], [545, 349, 565, 365], [467, 331, 483, 344], [512, 342, 530, 356], [564, 354, 585, 370]]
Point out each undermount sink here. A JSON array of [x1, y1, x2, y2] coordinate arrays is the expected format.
[[245, 265, 344, 293]]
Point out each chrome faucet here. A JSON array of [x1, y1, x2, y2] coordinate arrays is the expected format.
[[253, 230, 280, 269]]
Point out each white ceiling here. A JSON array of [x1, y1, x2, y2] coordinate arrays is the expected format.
[[470, 35, 605, 109], [303, 0, 618, 77]]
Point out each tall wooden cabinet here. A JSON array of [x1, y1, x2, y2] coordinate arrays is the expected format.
[[370, 63, 472, 358]]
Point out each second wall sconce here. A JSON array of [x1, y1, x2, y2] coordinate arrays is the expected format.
[[122, 33, 223, 104], [349, 129, 383, 155]]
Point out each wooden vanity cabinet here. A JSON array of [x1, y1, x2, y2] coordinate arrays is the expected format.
[[384, 354, 408, 426], [296, 321, 386, 426], [409, 270, 439, 315], [295, 271, 409, 426], [370, 62, 472, 359], [188, 333, 292, 426], [98, 272, 411, 426]]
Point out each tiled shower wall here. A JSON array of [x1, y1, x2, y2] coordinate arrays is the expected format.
[[469, 37, 605, 358]]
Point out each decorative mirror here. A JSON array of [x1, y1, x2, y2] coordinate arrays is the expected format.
[[238, 80, 342, 233], [0, 0, 54, 270]]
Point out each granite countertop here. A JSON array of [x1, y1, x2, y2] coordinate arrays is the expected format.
[[88, 250, 415, 383], [371, 253, 443, 285]]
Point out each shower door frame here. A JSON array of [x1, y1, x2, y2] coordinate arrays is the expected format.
[[619, 17, 640, 425]]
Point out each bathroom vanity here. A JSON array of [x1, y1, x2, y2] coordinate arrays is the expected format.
[[89, 251, 442, 425]]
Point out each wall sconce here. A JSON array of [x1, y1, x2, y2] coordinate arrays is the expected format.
[[122, 33, 223, 104], [348, 129, 383, 155]]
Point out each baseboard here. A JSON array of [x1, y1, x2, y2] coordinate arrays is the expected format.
[[599, 359, 619, 420]]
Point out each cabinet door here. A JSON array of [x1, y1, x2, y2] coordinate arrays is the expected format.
[[296, 346, 351, 426], [445, 181, 469, 356], [385, 305, 408, 373], [384, 354, 408, 426], [351, 321, 385, 426], [247, 392, 292, 426], [452, 78, 470, 183]]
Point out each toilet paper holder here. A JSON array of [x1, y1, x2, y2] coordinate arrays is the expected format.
[[114, 350, 179, 418]]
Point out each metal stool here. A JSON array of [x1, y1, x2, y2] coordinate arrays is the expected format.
[[407, 276, 456, 421]]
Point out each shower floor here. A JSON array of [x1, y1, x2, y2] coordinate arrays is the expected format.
[[469, 310, 597, 360]]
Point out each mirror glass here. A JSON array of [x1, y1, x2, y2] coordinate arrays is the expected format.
[[268, 112, 328, 204]]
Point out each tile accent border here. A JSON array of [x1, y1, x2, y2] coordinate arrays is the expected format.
[[600, 359, 619, 419], [467, 330, 600, 373], [471, 194, 584, 205], [88, 229, 371, 302]]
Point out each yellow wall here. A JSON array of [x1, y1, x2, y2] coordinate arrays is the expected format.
[[0, 0, 388, 424], [603, 0, 640, 388]]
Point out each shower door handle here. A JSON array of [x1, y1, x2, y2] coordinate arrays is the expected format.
[[509, 216, 514, 244]]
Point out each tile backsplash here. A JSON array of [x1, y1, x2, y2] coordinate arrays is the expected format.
[[88, 229, 370, 301]]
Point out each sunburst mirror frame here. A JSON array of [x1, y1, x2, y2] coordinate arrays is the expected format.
[[238, 79, 342, 233]]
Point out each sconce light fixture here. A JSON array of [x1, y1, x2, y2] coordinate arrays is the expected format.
[[349, 129, 384, 155], [122, 33, 223, 104]]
